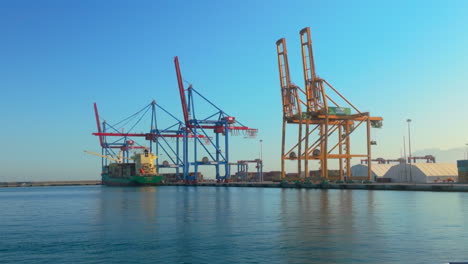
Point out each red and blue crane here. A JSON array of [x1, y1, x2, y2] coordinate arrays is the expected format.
[[93, 100, 206, 180], [174, 56, 257, 183], [91, 57, 257, 183]]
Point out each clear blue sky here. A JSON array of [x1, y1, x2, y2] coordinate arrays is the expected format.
[[1, 0, 467, 181]]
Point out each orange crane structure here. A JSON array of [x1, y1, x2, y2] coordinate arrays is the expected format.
[[276, 27, 383, 181]]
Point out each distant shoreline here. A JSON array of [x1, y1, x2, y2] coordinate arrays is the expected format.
[[0, 180, 102, 187]]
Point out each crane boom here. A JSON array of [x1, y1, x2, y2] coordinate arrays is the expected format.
[[276, 38, 301, 119], [84, 150, 134, 163], [93, 103, 104, 147], [300, 27, 322, 112], [174, 56, 190, 127]]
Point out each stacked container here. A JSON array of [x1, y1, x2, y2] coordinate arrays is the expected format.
[[457, 160, 468, 183]]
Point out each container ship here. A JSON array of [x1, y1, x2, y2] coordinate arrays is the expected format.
[[86, 149, 164, 186], [88, 101, 170, 186]]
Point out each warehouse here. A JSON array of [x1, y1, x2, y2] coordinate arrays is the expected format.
[[351, 164, 394, 180], [351, 163, 458, 183], [385, 163, 458, 183]]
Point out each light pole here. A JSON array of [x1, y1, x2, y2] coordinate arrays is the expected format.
[[259, 139, 263, 181], [407, 119, 412, 182], [403, 136, 407, 182]]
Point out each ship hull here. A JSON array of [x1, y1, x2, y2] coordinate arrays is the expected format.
[[102, 174, 164, 186]]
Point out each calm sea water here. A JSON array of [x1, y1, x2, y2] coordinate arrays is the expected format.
[[0, 186, 467, 264]]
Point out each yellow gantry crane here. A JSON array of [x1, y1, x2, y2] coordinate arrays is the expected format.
[[276, 27, 383, 181]]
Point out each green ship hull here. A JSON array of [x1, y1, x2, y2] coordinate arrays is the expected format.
[[102, 174, 164, 186]]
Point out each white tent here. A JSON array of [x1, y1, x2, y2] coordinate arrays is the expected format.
[[384, 163, 458, 183], [351, 164, 394, 178], [351, 163, 458, 183]]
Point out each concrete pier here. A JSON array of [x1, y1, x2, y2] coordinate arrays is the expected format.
[[0, 180, 102, 187], [166, 182, 468, 192], [2, 180, 468, 192]]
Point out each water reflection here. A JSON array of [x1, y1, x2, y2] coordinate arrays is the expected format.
[[98, 187, 156, 219], [176, 187, 198, 262], [97, 186, 158, 238], [90, 186, 468, 263], [278, 189, 383, 263]]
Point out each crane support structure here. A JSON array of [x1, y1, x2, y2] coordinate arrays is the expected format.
[[276, 27, 383, 181], [235, 159, 263, 182]]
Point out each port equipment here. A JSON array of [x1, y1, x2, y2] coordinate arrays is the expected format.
[[174, 56, 258, 183], [92, 101, 206, 180], [408, 155, 436, 163], [84, 150, 133, 163], [235, 159, 263, 182], [385, 158, 406, 164], [361, 158, 406, 164], [276, 27, 383, 181], [92, 102, 147, 170], [360, 158, 388, 164]]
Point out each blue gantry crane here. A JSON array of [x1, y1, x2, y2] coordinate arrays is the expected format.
[[92, 100, 204, 180], [174, 56, 258, 183]]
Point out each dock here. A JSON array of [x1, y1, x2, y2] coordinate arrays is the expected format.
[[0, 180, 102, 187], [2, 181, 468, 192], [165, 182, 468, 192]]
